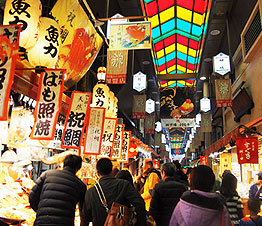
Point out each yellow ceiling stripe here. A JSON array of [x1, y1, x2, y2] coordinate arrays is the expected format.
[[177, 6, 192, 23], [165, 43, 176, 54], [151, 14, 159, 28], [167, 65, 176, 73], [193, 12, 204, 26], [160, 6, 175, 24], [177, 65, 186, 72], [157, 49, 165, 58], [177, 43, 187, 55]]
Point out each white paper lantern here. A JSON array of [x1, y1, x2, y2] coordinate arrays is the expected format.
[[28, 17, 60, 68], [92, 82, 110, 110], [4, 0, 42, 49]]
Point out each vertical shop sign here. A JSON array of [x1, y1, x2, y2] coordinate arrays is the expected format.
[[236, 137, 258, 164], [220, 153, 232, 176], [145, 115, 155, 134], [0, 24, 21, 120], [119, 131, 131, 162], [61, 91, 91, 149], [112, 123, 125, 159], [133, 72, 147, 92], [215, 79, 232, 107], [106, 50, 128, 84], [31, 69, 65, 140], [200, 156, 209, 166], [52, 125, 64, 148], [83, 107, 105, 155], [99, 118, 117, 158], [132, 95, 146, 119], [201, 112, 212, 133]]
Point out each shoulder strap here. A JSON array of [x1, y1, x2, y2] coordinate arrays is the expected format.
[[94, 182, 109, 213], [250, 216, 258, 226]]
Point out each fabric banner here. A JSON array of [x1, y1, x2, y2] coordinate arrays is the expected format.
[[106, 50, 128, 84], [51, 0, 103, 88], [236, 137, 258, 164], [220, 153, 232, 176], [145, 115, 155, 134], [61, 91, 91, 150], [31, 69, 65, 140], [119, 131, 131, 162], [0, 24, 21, 120], [161, 118, 195, 128], [155, 133, 162, 147], [99, 118, 117, 158], [132, 95, 146, 119], [200, 156, 209, 165], [83, 107, 105, 155], [109, 21, 151, 50], [201, 112, 212, 133], [215, 79, 232, 107], [112, 123, 125, 159]]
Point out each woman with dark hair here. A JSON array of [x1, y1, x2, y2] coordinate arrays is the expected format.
[[169, 165, 232, 226], [219, 173, 243, 226], [116, 170, 134, 187]]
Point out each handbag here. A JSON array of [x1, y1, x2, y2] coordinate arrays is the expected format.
[[94, 182, 137, 226]]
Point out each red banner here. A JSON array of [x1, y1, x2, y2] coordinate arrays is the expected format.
[[236, 137, 258, 164], [61, 91, 91, 150], [31, 69, 65, 140], [200, 156, 209, 165], [0, 24, 21, 120]]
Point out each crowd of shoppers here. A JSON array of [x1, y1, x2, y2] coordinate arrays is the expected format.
[[29, 155, 262, 226]]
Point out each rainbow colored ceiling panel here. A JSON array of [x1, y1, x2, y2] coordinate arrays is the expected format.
[[141, 0, 213, 83]]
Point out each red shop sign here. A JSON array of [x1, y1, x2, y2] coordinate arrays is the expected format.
[[200, 156, 209, 166], [236, 137, 258, 164]]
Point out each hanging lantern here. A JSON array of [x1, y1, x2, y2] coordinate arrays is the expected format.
[[4, 0, 42, 49], [28, 17, 60, 68], [97, 66, 106, 81], [92, 81, 110, 110]]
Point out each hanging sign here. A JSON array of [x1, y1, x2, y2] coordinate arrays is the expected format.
[[99, 118, 117, 158], [0, 24, 21, 121], [31, 69, 65, 140], [161, 118, 195, 128], [132, 95, 146, 119], [220, 153, 232, 175], [107, 13, 127, 39], [146, 99, 155, 114], [200, 156, 209, 166], [112, 123, 125, 159], [133, 71, 147, 92], [145, 115, 155, 134], [236, 137, 258, 164], [92, 81, 110, 110], [106, 49, 128, 84], [109, 21, 151, 50], [61, 91, 91, 150], [155, 133, 162, 147], [83, 107, 105, 155], [201, 112, 212, 133], [200, 97, 211, 112], [213, 52, 231, 76], [215, 79, 232, 107], [52, 125, 64, 149], [119, 131, 131, 162]]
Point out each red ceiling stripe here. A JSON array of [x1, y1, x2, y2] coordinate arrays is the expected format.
[[158, 64, 166, 72], [187, 62, 196, 71], [177, 0, 193, 10], [164, 34, 176, 47], [145, 1, 158, 16], [189, 39, 199, 50], [158, 0, 175, 12], [194, 0, 207, 14], [154, 41, 164, 51], [177, 58, 187, 68], [166, 58, 176, 67], [177, 34, 188, 46]]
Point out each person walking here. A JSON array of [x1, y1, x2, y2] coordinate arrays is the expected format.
[[29, 154, 86, 226], [240, 198, 262, 225], [249, 173, 262, 202], [169, 165, 232, 226], [81, 158, 146, 226], [149, 162, 187, 226]]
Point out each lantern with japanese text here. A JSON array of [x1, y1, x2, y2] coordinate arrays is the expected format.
[[4, 0, 42, 49], [92, 81, 110, 110], [97, 66, 106, 81], [28, 17, 60, 68]]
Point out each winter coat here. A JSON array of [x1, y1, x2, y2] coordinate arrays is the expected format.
[[81, 175, 147, 226], [149, 177, 187, 226], [29, 166, 86, 226], [240, 216, 262, 225], [141, 170, 161, 211], [169, 190, 232, 226]]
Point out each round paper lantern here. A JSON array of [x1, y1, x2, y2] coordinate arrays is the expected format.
[[28, 17, 60, 68], [4, 0, 42, 49], [97, 67, 106, 81], [92, 81, 110, 110]]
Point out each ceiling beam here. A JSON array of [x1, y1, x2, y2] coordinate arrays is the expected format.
[[157, 73, 197, 81]]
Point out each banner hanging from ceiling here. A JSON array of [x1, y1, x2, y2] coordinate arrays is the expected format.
[[0, 24, 21, 120], [215, 79, 232, 107], [83, 107, 105, 155], [160, 87, 196, 119], [119, 131, 131, 163], [220, 153, 232, 175], [236, 137, 258, 164], [132, 95, 146, 119], [109, 21, 151, 50], [161, 118, 196, 128], [112, 123, 125, 159], [51, 0, 103, 88], [106, 49, 128, 84], [61, 91, 91, 150], [200, 156, 209, 165], [31, 69, 65, 140], [201, 112, 212, 133], [145, 115, 155, 134]]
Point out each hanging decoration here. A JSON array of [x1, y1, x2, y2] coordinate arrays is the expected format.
[[213, 52, 231, 76], [146, 99, 155, 114], [200, 156, 209, 166], [220, 153, 232, 176], [155, 133, 162, 147], [133, 71, 147, 92], [112, 124, 125, 159], [215, 79, 232, 107], [4, 0, 41, 49], [31, 69, 65, 140], [61, 91, 91, 150], [83, 107, 105, 155], [99, 118, 117, 158], [129, 137, 138, 158], [106, 49, 128, 84], [119, 131, 131, 163], [236, 137, 258, 164], [132, 95, 146, 119], [28, 17, 60, 68], [92, 80, 110, 109], [0, 24, 21, 120], [201, 112, 212, 133], [145, 115, 155, 134]]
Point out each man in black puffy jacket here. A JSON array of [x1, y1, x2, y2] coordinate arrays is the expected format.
[[81, 158, 147, 226], [29, 154, 86, 226], [149, 162, 187, 226]]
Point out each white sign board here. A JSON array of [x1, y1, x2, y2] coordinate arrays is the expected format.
[[200, 97, 211, 112], [146, 99, 155, 114], [133, 72, 147, 92], [107, 13, 127, 39], [161, 118, 195, 128], [213, 52, 231, 75]]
